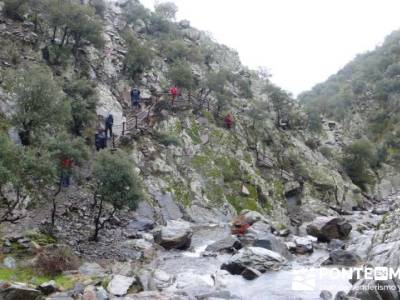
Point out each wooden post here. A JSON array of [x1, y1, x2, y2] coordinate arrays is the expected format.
[[135, 116, 138, 128], [122, 122, 125, 136], [112, 135, 115, 148]]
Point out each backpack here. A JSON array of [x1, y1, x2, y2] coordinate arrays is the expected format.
[[106, 114, 113, 125], [131, 89, 140, 99]]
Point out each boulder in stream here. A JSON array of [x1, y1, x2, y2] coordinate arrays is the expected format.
[[205, 236, 242, 253], [322, 249, 362, 266], [153, 220, 192, 250], [306, 216, 352, 242], [221, 247, 286, 279]]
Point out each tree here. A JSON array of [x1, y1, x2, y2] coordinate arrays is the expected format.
[[63, 78, 98, 135], [8, 65, 71, 146], [91, 151, 142, 241], [66, 3, 104, 53], [89, 0, 106, 17], [154, 1, 178, 20], [267, 85, 292, 128], [342, 140, 377, 190], [3, 0, 28, 20], [46, 0, 104, 51], [45, 133, 89, 232], [124, 0, 149, 25], [307, 110, 322, 133], [0, 133, 26, 223], [122, 31, 153, 80], [167, 60, 195, 91]]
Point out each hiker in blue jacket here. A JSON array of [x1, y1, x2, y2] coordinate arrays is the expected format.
[[130, 88, 141, 109]]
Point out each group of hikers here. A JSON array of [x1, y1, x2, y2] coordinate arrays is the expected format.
[[59, 85, 235, 189]]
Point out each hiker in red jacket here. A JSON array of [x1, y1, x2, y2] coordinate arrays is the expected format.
[[169, 86, 178, 106], [60, 157, 73, 187], [224, 113, 234, 129]]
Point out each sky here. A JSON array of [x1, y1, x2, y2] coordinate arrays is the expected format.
[[140, 0, 400, 96]]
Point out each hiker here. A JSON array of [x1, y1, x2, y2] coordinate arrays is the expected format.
[[130, 87, 141, 109], [224, 113, 234, 129], [95, 129, 107, 151], [105, 114, 113, 139], [231, 215, 250, 236], [60, 156, 73, 188], [169, 86, 178, 106]]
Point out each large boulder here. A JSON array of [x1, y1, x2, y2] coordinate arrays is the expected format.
[[95, 84, 124, 136], [205, 236, 242, 253], [221, 247, 286, 279], [322, 249, 362, 266], [240, 210, 269, 225], [240, 222, 290, 259], [0, 283, 41, 300], [294, 237, 314, 254], [107, 275, 136, 296], [306, 216, 352, 242], [154, 193, 183, 221], [153, 220, 192, 250]]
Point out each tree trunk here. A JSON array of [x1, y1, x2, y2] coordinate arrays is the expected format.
[[60, 27, 68, 48], [50, 178, 63, 234], [91, 197, 103, 241], [52, 26, 57, 43]]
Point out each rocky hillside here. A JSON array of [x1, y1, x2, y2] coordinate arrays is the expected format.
[[299, 30, 400, 197], [0, 0, 398, 299]]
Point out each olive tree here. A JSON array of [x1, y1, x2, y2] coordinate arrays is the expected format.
[[154, 1, 177, 20], [8, 65, 71, 146], [91, 150, 142, 241], [123, 31, 153, 80], [167, 60, 195, 91], [342, 140, 377, 190], [45, 133, 89, 231]]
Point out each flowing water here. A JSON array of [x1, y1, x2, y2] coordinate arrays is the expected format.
[[153, 224, 354, 300]]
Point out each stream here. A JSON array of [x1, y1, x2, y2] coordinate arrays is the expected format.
[[144, 193, 395, 300]]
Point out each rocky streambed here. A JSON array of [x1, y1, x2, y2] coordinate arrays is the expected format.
[[132, 193, 399, 300], [0, 193, 398, 300]]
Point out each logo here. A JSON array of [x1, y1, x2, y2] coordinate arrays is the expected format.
[[291, 269, 316, 291], [291, 267, 400, 291]]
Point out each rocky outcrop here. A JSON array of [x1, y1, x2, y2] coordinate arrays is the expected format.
[[153, 220, 192, 250], [221, 247, 286, 279], [306, 217, 352, 242]]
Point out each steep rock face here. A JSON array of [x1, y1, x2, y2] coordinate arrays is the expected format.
[[0, 0, 362, 231]]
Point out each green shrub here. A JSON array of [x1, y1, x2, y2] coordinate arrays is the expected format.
[[342, 140, 377, 190], [7, 65, 71, 145], [91, 150, 142, 241], [63, 78, 98, 135], [91, 0, 106, 17], [156, 133, 182, 146], [163, 40, 203, 63], [154, 1, 178, 20], [47, 45, 72, 66], [320, 146, 333, 159], [3, 0, 27, 20], [306, 110, 322, 133], [124, 0, 149, 24], [167, 60, 195, 90], [123, 31, 153, 79]]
